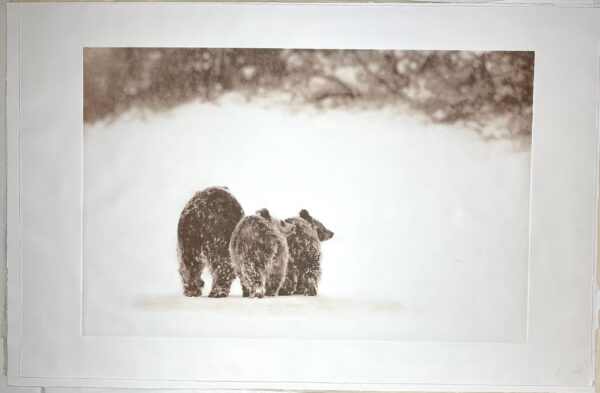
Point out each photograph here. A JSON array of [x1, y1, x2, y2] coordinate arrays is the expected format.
[[82, 48, 534, 342]]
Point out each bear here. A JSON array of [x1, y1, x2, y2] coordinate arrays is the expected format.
[[177, 186, 244, 298], [279, 209, 334, 296], [229, 208, 291, 298]]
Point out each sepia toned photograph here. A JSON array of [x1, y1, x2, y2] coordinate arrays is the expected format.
[[82, 48, 534, 342]]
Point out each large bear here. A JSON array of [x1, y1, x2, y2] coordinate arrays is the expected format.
[[279, 209, 334, 296], [177, 186, 244, 298], [229, 208, 291, 298]]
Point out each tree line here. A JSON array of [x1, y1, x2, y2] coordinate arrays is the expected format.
[[84, 48, 534, 140]]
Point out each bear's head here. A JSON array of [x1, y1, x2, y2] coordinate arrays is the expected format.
[[256, 208, 294, 236], [299, 209, 334, 241]]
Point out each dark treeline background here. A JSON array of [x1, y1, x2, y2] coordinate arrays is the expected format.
[[84, 48, 534, 141]]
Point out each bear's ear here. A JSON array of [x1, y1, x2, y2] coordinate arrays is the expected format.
[[280, 221, 294, 236], [256, 208, 271, 220], [299, 209, 311, 220]]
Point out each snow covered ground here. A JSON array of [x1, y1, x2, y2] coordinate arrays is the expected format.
[[82, 95, 531, 342]]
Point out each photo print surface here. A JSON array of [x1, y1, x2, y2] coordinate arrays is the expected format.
[[83, 48, 534, 342]]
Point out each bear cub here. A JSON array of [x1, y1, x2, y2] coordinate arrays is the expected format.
[[229, 208, 292, 298], [177, 186, 244, 298], [279, 209, 334, 296]]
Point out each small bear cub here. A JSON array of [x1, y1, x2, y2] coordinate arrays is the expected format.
[[279, 209, 334, 296], [229, 208, 292, 298]]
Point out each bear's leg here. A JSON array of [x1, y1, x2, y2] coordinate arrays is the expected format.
[[240, 261, 265, 299], [266, 266, 287, 297], [293, 274, 306, 295], [208, 252, 235, 298], [265, 260, 287, 297], [242, 284, 250, 298], [265, 274, 283, 297], [278, 268, 298, 296], [239, 275, 254, 298], [296, 271, 320, 296], [303, 272, 318, 296], [178, 249, 205, 297]]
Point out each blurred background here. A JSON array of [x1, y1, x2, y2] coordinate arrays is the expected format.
[[84, 49, 534, 142]]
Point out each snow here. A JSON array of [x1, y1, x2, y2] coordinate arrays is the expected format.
[[83, 95, 531, 342]]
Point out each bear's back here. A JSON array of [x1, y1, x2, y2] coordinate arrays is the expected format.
[[284, 217, 321, 260], [231, 215, 284, 251], [178, 187, 244, 243]]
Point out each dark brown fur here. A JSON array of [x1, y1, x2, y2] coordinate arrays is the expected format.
[[229, 209, 290, 298], [177, 186, 244, 297], [280, 209, 334, 296]]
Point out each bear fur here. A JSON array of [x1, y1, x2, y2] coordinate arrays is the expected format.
[[229, 208, 291, 298], [177, 186, 244, 298], [279, 209, 334, 296]]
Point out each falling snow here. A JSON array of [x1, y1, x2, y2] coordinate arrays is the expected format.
[[82, 95, 530, 343]]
